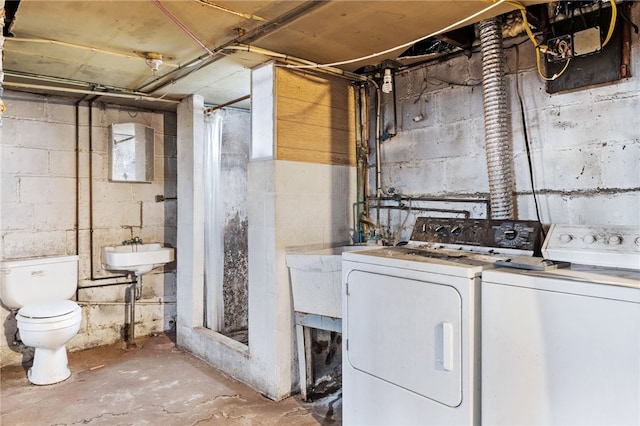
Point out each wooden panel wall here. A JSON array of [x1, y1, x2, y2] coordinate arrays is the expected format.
[[275, 68, 355, 166]]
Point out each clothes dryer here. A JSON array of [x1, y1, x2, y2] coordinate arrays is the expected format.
[[342, 218, 541, 425]]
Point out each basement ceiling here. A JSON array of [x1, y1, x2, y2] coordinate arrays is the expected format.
[[3, 0, 545, 111]]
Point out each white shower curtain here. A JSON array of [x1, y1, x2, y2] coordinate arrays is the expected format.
[[203, 110, 224, 331]]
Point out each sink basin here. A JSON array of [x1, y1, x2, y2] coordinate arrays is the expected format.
[[102, 243, 174, 275], [285, 245, 377, 318]]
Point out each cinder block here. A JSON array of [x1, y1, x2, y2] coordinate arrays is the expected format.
[[4, 91, 47, 120], [0, 203, 35, 231], [0, 174, 20, 204], [49, 150, 77, 177], [0, 118, 19, 147], [45, 96, 77, 125], [445, 156, 490, 194], [1, 230, 68, 259], [20, 121, 76, 151], [433, 86, 482, 125], [33, 202, 75, 231], [600, 143, 640, 189], [1, 147, 49, 175], [20, 176, 75, 204]]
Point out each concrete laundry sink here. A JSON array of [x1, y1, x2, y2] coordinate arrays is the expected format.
[[286, 245, 375, 319], [102, 243, 174, 275]]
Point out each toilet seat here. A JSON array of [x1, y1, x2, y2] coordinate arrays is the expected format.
[[17, 300, 81, 329]]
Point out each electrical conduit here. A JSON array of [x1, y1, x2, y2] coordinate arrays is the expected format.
[[479, 18, 514, 220]]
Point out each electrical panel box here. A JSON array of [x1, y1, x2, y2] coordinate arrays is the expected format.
[[546, 5, 621, 94], [572, 26, 602, 56], [546, 27, 602, 62]]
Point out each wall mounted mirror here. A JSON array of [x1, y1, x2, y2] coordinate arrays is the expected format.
[[109, 123, 155, 183]]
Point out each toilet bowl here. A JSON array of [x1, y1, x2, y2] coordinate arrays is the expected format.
[[0, 255, 82, 385], [17, 300, 82, 385]]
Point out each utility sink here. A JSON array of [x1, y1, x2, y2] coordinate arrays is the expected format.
[[286, 245, 375, 319], [102, 243, 174, 275]]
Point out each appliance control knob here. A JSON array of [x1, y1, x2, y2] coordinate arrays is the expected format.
[[559, 234, 573, 243], [451, 226, 462, 237], [608, 235, 622, 245], [582, 235, 595, 244], [504, 229, 517, 240], [435, 226, 448, 237], [635, 237, 640, 246]]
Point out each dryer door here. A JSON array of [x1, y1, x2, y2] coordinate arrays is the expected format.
[[345, 270, 462, 407]]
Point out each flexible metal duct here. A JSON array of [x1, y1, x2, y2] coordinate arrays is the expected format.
[[480, 18, 514, 220]]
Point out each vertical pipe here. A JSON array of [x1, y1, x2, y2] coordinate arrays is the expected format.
[[480, 18, 514, 220], [0, 1, 5, 129], [390, 72, 398, 137], [75, 100, 81, 301], [373, 82, 383, 196], [354, 84, 364, 243], [128, 282, 136, 347], [75, 101, 81, 257], [88, 102, 96, 279], [620, 2, 631, 78], [362, 85, 370, 229]]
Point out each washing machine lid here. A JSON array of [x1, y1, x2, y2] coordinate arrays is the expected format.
[[18, 300, 79, 319]]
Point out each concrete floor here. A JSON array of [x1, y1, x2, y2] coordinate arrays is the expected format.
[[1, 333, 342, 425]]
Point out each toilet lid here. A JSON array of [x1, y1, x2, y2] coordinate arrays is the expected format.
[[18, 300, 79, 319]]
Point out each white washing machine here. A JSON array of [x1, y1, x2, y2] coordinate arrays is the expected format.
[[482, 224, 640, 425], [342, 218, 541, 425]]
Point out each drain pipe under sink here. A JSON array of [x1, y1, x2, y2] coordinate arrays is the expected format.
[[479, 17, 514, 220], [127, 274, 142, 348]]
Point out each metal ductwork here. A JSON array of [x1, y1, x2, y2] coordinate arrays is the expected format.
[[479, 17, 514, 220]]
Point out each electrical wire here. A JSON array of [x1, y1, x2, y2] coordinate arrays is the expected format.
[[514, 44, 546, 236], [505, 0, 571, 81], [601, 0, 617, 47], [7, 37, 140, 61], [508, 0, 617, 81], [285, 0, 510, 69], [536, 49, 571, 81]]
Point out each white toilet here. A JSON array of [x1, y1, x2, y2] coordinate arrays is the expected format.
[[0, 255, 82, 385]]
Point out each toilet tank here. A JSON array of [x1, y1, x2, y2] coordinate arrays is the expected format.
[[0, 255, 79, 309]]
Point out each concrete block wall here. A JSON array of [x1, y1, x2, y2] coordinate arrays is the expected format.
[[373, 8, 639, 240], [0, 91, 177, 367]]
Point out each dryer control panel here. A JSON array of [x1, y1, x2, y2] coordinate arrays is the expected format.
[[410, 218, 542, 252]]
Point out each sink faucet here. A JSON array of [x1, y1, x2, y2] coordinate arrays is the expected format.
[[123, 236, 143, 245]]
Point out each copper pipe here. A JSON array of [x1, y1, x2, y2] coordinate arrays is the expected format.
[[621, 2, 632, 78]]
